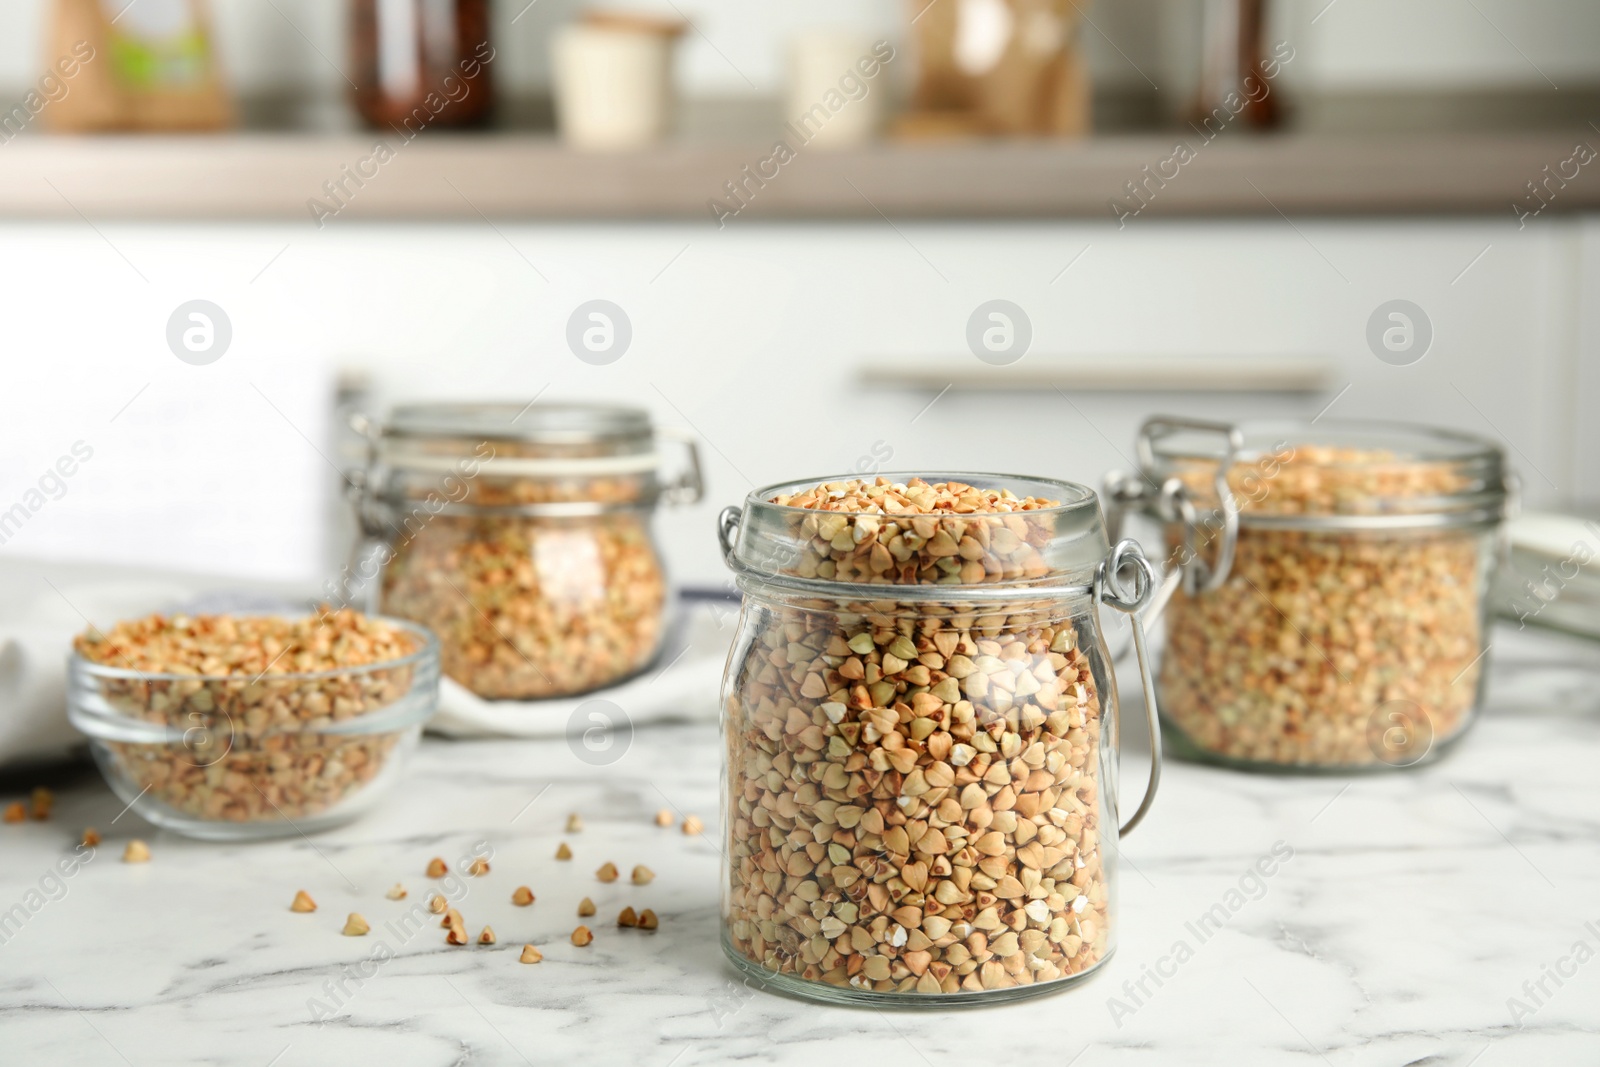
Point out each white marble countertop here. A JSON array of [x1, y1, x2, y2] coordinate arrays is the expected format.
[[4, 622, 1599, 1066]]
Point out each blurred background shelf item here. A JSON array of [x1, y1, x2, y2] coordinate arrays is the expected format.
[[0, 130, 1592, 219], [349, 0, 495, 131], [785, 30, 891, 149], [896, 0, 1091, 139], [1190, 0, 1280, 130], [45, 0, 232, 131], [552, 11, 685, 150]]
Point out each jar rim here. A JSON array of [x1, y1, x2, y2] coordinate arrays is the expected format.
[[1140, 418, 1508, 523], [372, 400, 668, 486], [66, 617, 441, 742], [743, 471, 1100, 517], [1147, 418, 1504, 474], [727, 471, 1113, 598]]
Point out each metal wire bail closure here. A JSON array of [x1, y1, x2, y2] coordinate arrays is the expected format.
[[1141, 416, 1243, 594], [1096, 538, 1163, 837], [717, 505, 742, 569], [658, 426, 706, 506], [1105, 417, 1243, 597]]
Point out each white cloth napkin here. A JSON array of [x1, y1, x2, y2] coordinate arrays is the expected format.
[[0, 580, 206, 764], [429, 599, 733, 738]]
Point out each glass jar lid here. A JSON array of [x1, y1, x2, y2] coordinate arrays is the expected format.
[[354, 400, 703, 515], [721, 472, 1114, 600], [1138, 418, 1509, 527], [386, 401, 654, 452], [379, 401, 659, 473]]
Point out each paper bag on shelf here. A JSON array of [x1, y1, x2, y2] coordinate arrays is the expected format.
[[45, 0, 233, 132], [900, 0, 1090, 138]]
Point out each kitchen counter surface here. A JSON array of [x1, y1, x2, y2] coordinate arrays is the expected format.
[[3, 622, 1599, 1066]]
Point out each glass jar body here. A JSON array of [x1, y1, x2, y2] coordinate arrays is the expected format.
[[379, 505, 668, 701], [720, 585, 1121, 1005], [1158, 522, 1498, 771]]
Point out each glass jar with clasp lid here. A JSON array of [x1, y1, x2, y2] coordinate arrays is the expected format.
[[715, 472, 1163, 1004], [1105, 417, 1512, 772], [349, 402, 702, 701]]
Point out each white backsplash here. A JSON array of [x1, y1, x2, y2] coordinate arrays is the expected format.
[[0, 214, 1587, 586]]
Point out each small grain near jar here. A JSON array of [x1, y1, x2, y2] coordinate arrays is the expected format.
[[716, 474, 1163, 1005], [353, 403, 702, 700], [1106, 418, 1510, 772]]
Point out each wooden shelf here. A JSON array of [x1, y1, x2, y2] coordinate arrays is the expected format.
[[1, 130, 1595, 221]]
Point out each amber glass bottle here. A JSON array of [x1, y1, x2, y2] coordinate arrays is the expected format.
[[350, 0, 495, 131]]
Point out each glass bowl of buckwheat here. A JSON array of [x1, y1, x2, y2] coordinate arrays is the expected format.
[[67, 609, 440, 841]]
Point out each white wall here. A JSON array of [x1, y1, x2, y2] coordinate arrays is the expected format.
[[0, 0, 1595, 104], [0, 212, 1587, 588], [1274, 0, 1600, 90]]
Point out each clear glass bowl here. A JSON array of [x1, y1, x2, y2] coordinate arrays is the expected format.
[[67, 617, 440, 841]]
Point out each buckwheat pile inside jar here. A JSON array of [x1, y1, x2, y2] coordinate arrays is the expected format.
[[721, 475, 1134, 1003], [1141, 421, 1508, 770], [379, 465, 666, 700]]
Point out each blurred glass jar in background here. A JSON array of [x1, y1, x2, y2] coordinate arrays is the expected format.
[[1107, 418, 1511, 772], [350, 0, 495, 130], [349, 403, 702, 701]]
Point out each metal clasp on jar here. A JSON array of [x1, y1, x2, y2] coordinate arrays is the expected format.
[[1105, 416, 1244, 597], [1095, 539, 1163, 836]]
